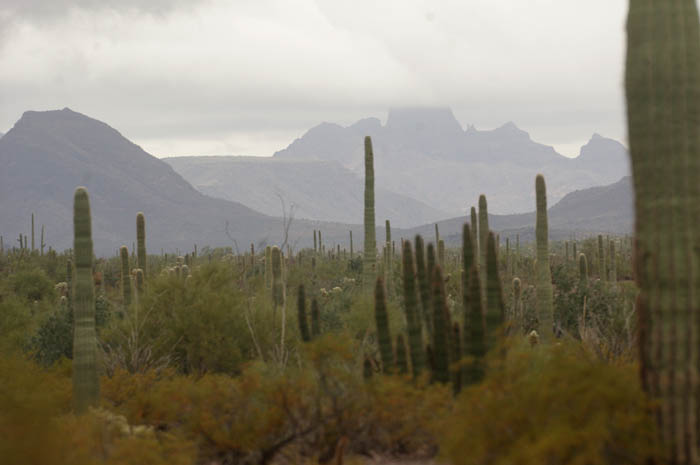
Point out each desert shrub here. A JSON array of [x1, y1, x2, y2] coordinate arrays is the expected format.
[[439, 342, 658, 465], [7, 267, 56, 303], [0, 295, 34, 353]]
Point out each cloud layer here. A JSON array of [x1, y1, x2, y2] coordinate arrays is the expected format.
[[1, 0, 629, 157]]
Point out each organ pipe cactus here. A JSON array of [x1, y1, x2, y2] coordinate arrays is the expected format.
[[627, 1, 700, 461], [271, 246, 283, 307], [374, 276, 393, 372], [297, 284, 311, 342], [363, 136, 376, 293], [136, 212, 146, 277], [485, 232, 505, 347], [431, 265, 451, 384], [535, 174, 553, 341], [402, 240, 425, 377], [72, 187, 98, 413], [120, 245, 131, 307], [478, 195, 489, 285], [414, 235, 432, 336]]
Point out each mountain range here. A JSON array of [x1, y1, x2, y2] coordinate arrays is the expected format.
[[271, 107, 630, 215], [0, 108, 633, 255]]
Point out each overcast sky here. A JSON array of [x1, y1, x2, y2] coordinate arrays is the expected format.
[[0, 0, 630, 158]]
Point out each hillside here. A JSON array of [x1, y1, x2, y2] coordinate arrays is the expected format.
[[164, 156, 450, 228], [0, 109, 362, 254], [274, 107, 630, 214]]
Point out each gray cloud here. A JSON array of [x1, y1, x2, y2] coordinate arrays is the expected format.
[[0, 0, 643, 158]]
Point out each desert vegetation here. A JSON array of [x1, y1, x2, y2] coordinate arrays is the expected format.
[[0, 0, 698, 464]]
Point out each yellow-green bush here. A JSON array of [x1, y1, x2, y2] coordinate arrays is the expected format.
[[439, 342, 659, 465]]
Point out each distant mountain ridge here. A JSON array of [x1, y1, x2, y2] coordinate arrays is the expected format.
[[164, 156, 450, 228], [273, 107, 630, 214], [0, 108, 362, 254]]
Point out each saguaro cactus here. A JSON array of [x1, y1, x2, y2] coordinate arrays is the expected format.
[[271, 246, 283, 308], [374, 276, 393, 372], [431, 265, 451, 384], [265, 246, 272, 288], [470, 207, 478, 269], [478, 195, 489, 284], [578, 253, 588, 287], [402, 241, 425, 376], [72, 187, 98, 413], [597, 235, 606, 281], [627, 1, 700, 461], [120, 245, 131, 307], [349, 230, 353, 258], [297, 284, 311, 342], [363, 136, 376, 293], [415, 235, 432, 336], [535, 174, 553, 341], [136, 212, 146, 277], [485, 232, 505, 348], [512, 277, 522, 321]]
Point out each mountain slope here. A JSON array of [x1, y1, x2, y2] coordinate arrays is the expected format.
[[0, 109, 360, 254], [164, 156, 450, 228], [400, 176, 634, 244], [274, 107, 630, 214]]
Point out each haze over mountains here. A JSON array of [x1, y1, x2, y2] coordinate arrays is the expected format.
[[272, 107, 630, 214], [0, 108, 632, 255]]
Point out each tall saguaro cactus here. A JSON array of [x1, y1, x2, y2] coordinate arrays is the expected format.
[[374, 276, 393, 372], [136, 212, 146, 278], [535, 174, 553, 341], [415, 235, 432, 336], [72, 187, 99, 413], [478, 195, 489, 283], [120, 245, 131, 307], [363, 136, 376, 293], [271, 246, 283, 308], [485, 232, 505, 348], [627, 1, 700, 462], [431, 265, 451, 384]]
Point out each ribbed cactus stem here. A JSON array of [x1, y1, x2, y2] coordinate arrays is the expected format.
[[310, 298, 320, 337], [395, 334, 408, 375], [363, 136, 376, 293], [374, 276, 393, 372], [385, 219, 391, 245], [609, 239, 617, 282], [470, 207, 478, 270], [402, 240, 424, 377], [297, 284, 310, 342], [271, 246, 283, 307], [485, 232, 505, 349], [136, 212, 146, 277], [72, 187, 98, 413], [578, 253, 588, 287], [627, 2, 700, 461], [31, 212, 35, 251], [313, 230, 317, 253], [435, 223, 440, 244], [431, 265, 451, 384], [120, 245, 131, 307], [414, 235, 432, 337], [478, 195, 489, 283], [265, 246, 272, 288], [512, 277, 522, 321], [135, 268, 144, 298], [437, 239, 445, 268], [464, 265, 485, 385], [598, 235, 606, 280], [535, 174, 554, 341], [349, 230, 353, 258]]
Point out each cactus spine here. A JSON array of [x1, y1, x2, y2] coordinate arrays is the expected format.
[[431, 265, 451, 384], [72, 187, 98, 413], [120, 245, 131, 307], [402, 240, 425, 377], [374, 276, 393, 372], [136, 212, 146, 278], [627, 1, 700, 461], [297, 284, 311, 342], [535, 174, 553, 342], [363, 136, 376, 293]]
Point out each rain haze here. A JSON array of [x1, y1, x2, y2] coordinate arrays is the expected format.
[[1, 0, 628, 158]]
